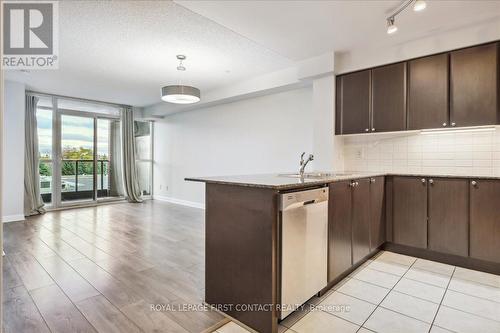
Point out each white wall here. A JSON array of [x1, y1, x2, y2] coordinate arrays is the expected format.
[[153, 87, 313, 206], [2, 81, 26, 222], [312, 75, 344, 171], [344, 129, 500, 177]]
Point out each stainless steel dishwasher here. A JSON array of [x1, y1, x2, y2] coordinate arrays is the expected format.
[[279, 187, 328, 320]]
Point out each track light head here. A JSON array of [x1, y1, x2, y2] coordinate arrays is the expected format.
[[387, 17, 398, 34], [413, 0, 427, 12]]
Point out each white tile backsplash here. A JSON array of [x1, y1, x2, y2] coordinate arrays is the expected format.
[[343, 129, 500, 177]]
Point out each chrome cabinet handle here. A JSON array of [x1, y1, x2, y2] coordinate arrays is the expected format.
[[371, 128, 375, 132], [370, 178, 375, 183], [421, 178, 426, 183], [442, 122, 447, 127], [471, 180, 477, 187], [365, 128, 369, 132], [429, 179, 434, 184], [451, 122, 456, 127]]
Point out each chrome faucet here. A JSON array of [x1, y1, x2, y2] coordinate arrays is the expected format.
[[299, 152, 314, 177]]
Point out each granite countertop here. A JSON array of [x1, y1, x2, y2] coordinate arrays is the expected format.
[[185, 172, 500, 190], [186, 172, 385, 190]]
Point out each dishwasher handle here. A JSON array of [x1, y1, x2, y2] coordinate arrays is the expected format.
[[280, 187, 328, 211]]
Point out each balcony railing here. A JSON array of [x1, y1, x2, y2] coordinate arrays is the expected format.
[[39, 159, 112, 202]]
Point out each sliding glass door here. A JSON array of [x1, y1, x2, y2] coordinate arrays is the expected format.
[[60, 114, 95, 203], [36, 95, 124, 208], [97, 118, 123, 199]]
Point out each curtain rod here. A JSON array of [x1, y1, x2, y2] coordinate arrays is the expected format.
[[26, 90, 133, 109]]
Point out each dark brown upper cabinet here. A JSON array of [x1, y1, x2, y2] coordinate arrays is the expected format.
[[328, 181, 353, 282], [392, 176, 428, 249], [408, 53, 449, 130], [335, 76, 342, 135], [369, 176, 385, 251], [352, 178, 371, 263], [470, 179, 500, 264], [451, 43, 499, 127], [427, 178, 468, 257], [371, 62, 407, 132], [337, 70, 371, 134]]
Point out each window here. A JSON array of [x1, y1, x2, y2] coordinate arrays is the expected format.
[[34, 93, 124, 208]]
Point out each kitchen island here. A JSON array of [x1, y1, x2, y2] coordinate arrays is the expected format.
[[186, 172, 500, 333], [186, 172, 383, 333]]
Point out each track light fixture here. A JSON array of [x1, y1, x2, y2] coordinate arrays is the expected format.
[[413, 0, 427, 11], [387, 17, 398, 34], [386, 0, 426, 35]]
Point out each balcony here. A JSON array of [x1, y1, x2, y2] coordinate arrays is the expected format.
[[39, 159, 114, 203]]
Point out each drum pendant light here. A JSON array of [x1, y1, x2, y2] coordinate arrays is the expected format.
[[161, 55, 200, 104]]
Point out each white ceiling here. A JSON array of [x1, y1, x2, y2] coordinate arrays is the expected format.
[[177, 0, 500, 61], [5, 0, 500, 108], [5, 0, 292, 107]]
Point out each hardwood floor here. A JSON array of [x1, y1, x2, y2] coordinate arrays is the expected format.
[[2, 200, 225, 333]]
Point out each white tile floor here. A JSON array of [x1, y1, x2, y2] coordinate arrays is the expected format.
[[214, 251, 500, 333]]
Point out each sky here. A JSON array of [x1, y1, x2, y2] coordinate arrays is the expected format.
[[37, 109, 111, 158]]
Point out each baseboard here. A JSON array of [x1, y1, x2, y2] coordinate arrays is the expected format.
[[153, 195, 205, 210], [2, 214, 25, 223], [384, 242, 500, 275]]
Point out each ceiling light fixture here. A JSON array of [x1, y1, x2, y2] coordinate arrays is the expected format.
[[161, 55, 201, 104], [413, 0, 427, 12], [386, 0, 426, 35], [387, 17, 398, 34]]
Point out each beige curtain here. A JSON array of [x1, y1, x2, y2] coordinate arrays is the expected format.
[[121, 107, 142, 202], [109, 119, 124, 197], [24, 95, 46, 215]]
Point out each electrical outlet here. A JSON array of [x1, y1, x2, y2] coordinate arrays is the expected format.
[[356, 149, 363, 159]]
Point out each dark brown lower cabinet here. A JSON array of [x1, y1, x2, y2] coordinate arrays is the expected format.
[[352, 179, 371, 263], [370, 177, 385, 250], [470, 180, 500, 263], [328, 181, 352, 282], [393, 177, 428, 249], [428, 178, 468, 256]]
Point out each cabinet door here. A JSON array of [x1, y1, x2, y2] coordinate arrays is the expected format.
[[370, 176, 385, 251], [372, 62, 407, 132], [451, 43, 499, 127], [470, 180, 500, 263], [328, 181, 352, 282], [408, 53, 449, 130], [352, 178, 371, 263], [335, 76, 342, 135], [428, 178, 468, 256], [338, 70, 371, 134], [393, 177, 427, 249]]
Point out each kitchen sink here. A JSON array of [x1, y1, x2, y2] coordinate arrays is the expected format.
[[278, 172, 356, 179]]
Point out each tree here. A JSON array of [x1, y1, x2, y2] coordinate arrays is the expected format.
[[39, 162, 51, 176], [40, 147, 109, 176]]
